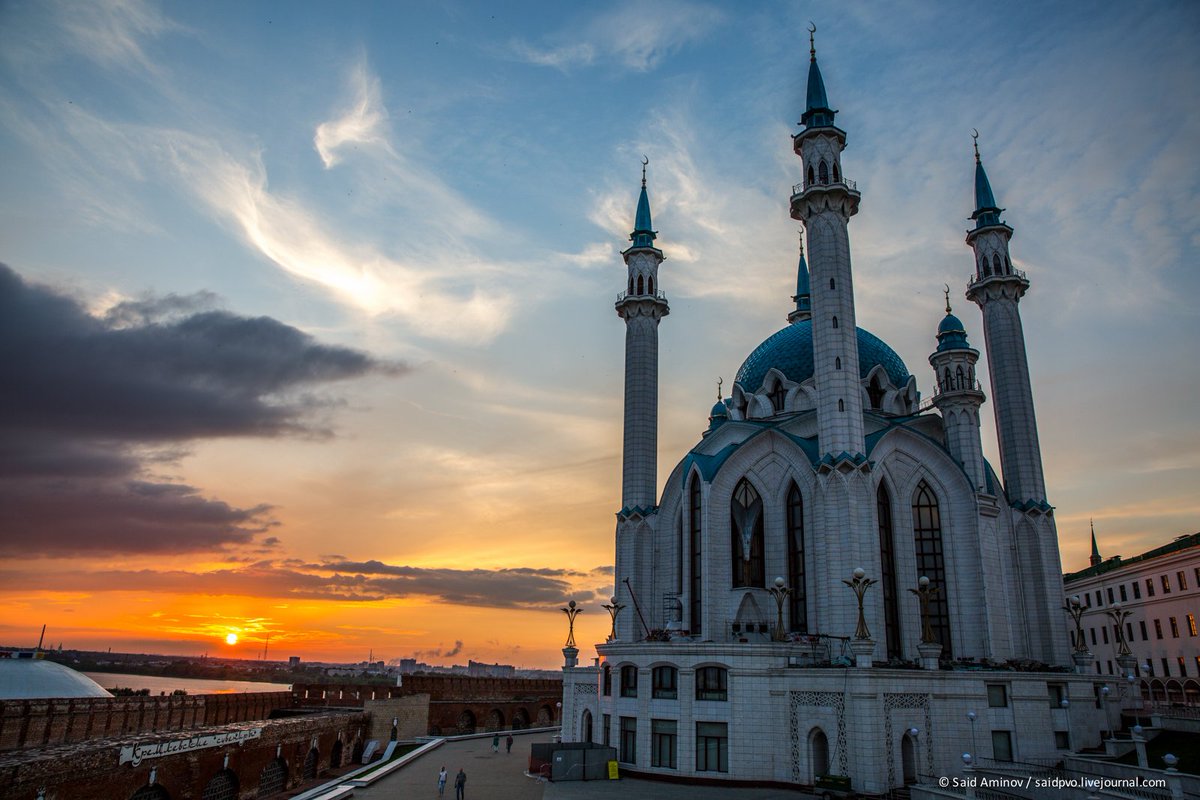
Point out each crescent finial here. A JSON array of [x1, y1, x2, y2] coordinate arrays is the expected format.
[[943, 283, 952, 314], [808, 22, 816, 61], [971, 129, 981, 163], [641, 155, 648, 186]]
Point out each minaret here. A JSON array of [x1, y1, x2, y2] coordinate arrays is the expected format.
[[789, 26, 864, 460], [1089, 520, 1102, 567], [787, 236, 812, 323], [964, 134, 1047, 507], [615, 160, 669, 513], [928, 288, 987, 491]]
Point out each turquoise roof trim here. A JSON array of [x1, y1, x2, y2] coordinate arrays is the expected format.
[[735, 320, 910, 393]]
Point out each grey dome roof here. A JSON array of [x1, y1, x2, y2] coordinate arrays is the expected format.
[[0, 657, 113, 699]]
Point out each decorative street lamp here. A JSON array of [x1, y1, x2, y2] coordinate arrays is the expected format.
[[843, 568, 877, 640], [561, 600, 582, 648], [1063, 595, 1089, 653], [767, 577, 791, 642], [1104, 603, 1133, 657], [1100, 685, 1111, 740], [966, 710, 978, 758], [909, 576, 939, 644], [909, 727, 922, 778], [601, 596, 625, 642]]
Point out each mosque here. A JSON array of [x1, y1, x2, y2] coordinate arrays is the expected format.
[[559, 33, 1117, 793]]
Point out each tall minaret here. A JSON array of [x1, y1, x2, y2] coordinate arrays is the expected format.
[[928, 288, 987, 491], [964, 134, 1046, 506], [789, 26, 864, 460], [615, 160, 669, 513], [1089, 520, 1102, 567]]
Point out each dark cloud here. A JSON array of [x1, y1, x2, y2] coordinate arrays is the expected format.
[[0, 559, 585, 609], [0, 264, 401, 556]]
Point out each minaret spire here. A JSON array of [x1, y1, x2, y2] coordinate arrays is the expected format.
[[788, 233, 812, 323], [616, 160, 668, 514], [1089, 521, 1101, 567]]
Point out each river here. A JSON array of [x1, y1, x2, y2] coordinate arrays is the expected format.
[[84, 672, 292, 695]]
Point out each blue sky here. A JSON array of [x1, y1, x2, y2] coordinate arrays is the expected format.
[[1, 1, 1197, 665]]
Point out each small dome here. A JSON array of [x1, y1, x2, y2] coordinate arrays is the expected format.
[[710, 400, 729, 419], [0, 656, 113, 699], [936, 312, 971, 352], [735, 320, 909, 392]]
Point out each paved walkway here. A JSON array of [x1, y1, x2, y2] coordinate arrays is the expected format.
[[546, 778, 814, 800], [353, 731, 551, 800]]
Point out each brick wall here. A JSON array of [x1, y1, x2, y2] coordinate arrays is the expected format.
[[0, 692, 292, 752]]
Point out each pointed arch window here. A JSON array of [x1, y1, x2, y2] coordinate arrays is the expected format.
[[1005, 256, 1012, 274], [982, 256, 991, 277], [807, 165, 815, 186], [867, 375, 885, 410], [730, 478, 765, 588], [832, 162, 840, 183], [955, 366, 965, 389], [648, 276, 654, 295], [838, 398, 844, 412], [637, 275, 645, 295], [992, 254, 1002, 276], [835, 357, 842, 370], [770, 383, 787, 413], [629, 276, 635, 294], [829, 278, 835, 290], [689, 476, 703, 635], [818, 160, 829, 185], [913, 480, 952, 656], [787, 483, 808, 632], [878, 483, 901, 659], [943, 368, 952, 392], [832, 316, 838, 329]]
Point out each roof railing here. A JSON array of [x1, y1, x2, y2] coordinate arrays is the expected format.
[[792, 177, 858, 196], [616, 290, 667, 303]]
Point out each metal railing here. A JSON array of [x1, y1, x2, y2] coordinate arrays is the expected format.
[[615, 290, 667, 303], [792, 177, 858, 195], [966, 267, 1028, 291]]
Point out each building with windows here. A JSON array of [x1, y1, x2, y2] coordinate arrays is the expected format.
[[1064, 531, 1200, 704], [559, 32, 1119, 794]]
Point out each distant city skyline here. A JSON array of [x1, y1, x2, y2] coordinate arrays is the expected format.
[[1, 1, 1197, 667]]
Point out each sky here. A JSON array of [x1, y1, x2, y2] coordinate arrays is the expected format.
[[1, 1, 1197, 668]]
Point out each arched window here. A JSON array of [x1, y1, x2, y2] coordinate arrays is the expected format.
[[581, 709, 593, 742], [913, 480, 952, 656], [832, 316, 838, 329], [330, 739, 343, 768], [992, 253, 1002, 276], [832, 162, 840, 183], [258, 759, 288, 797], [787, 483, 808, 633], [629, 276, 634, 294], [695, 666, 728, 700], [835, 357, 841, 370], [809, 729, 829, 781], [648, 276, 654, 295], [689, 476, 703, 635], [982, 256, 991, 277], [1005, 256, 1012, 274], [652, 665, 678, 699], [867, 375, 885, 410], [675, 515, 683, 595], [130, 787, 170, 800], [878, 483, 901, 659], [838, 399, 844, 412], [620, 664, 638, 697], [602, 664, 612, 695], [818, 160, 829, 184], [637, 274, 644, 294], [202, 770, 238, 800], [730, 479, 765, 588], [943, 368, 952, 392], [770, 383, 787, 413], [302, 748, 319, 779], [829, 277, 836, 290], [807, 165, 815, 186], [955, 366, 965, 389]]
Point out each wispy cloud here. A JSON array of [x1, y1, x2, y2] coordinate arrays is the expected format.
[[510, 0, 724, 72], [314, 60, 394, 169]]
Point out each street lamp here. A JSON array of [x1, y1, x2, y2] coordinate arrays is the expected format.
[[601, 596, 625, 642], [843, 568, 878, 640], [561, 600, 582, 648], [1100, 685, 1111, 740], [767, 577, 791, 641], [1063, 595, 1089, 652], [909, 576, 939, 644], [909, 727, 921, 779], [966, 710, 978, 759], [1061, 698, 1072, 751]]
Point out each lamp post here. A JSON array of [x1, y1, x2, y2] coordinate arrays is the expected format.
[[561, 600, 582, 668], [961, 754, 975, 800], [1064, 595, 1088, 652], [909, 727, 922, 781], [909, 576, 938, 644], [1132, 724, 1148, 768], [1100, 685, 1111, 740], [966, 710, 978, 759], [601, 596, 625, 642], [1061, 698, 1071, 750], [843, 568, 877, 640], [767, 577, 791, 642]]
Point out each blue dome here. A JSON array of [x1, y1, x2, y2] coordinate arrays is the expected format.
[[710, 400, 729, 418], [936, 313, 971, 352], [938, 313, 965, 335], [735, 320, 909, 392]]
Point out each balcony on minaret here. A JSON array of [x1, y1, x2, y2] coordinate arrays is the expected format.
[[965, 264, 1028, 302], [789, 174, 860, 220]]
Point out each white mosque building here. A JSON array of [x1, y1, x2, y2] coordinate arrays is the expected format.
[[560, 34, 1119, 793]]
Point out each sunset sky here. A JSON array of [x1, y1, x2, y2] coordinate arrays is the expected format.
[[1, 1, 1197, 668]]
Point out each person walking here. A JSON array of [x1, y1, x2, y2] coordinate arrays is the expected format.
[[454, 767, 466, 800], [505, 734, 513, 754], [491, 732, 499, 753], [437, 765, 447, 797]]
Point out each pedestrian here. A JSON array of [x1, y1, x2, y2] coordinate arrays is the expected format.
[[505, 733, 513, 754], [454, 767, 466, 800], [437, 765, 447, 797], [491, 732, 499, 753]]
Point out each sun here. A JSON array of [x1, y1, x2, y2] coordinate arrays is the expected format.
[[225, 632, 238, 645]]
